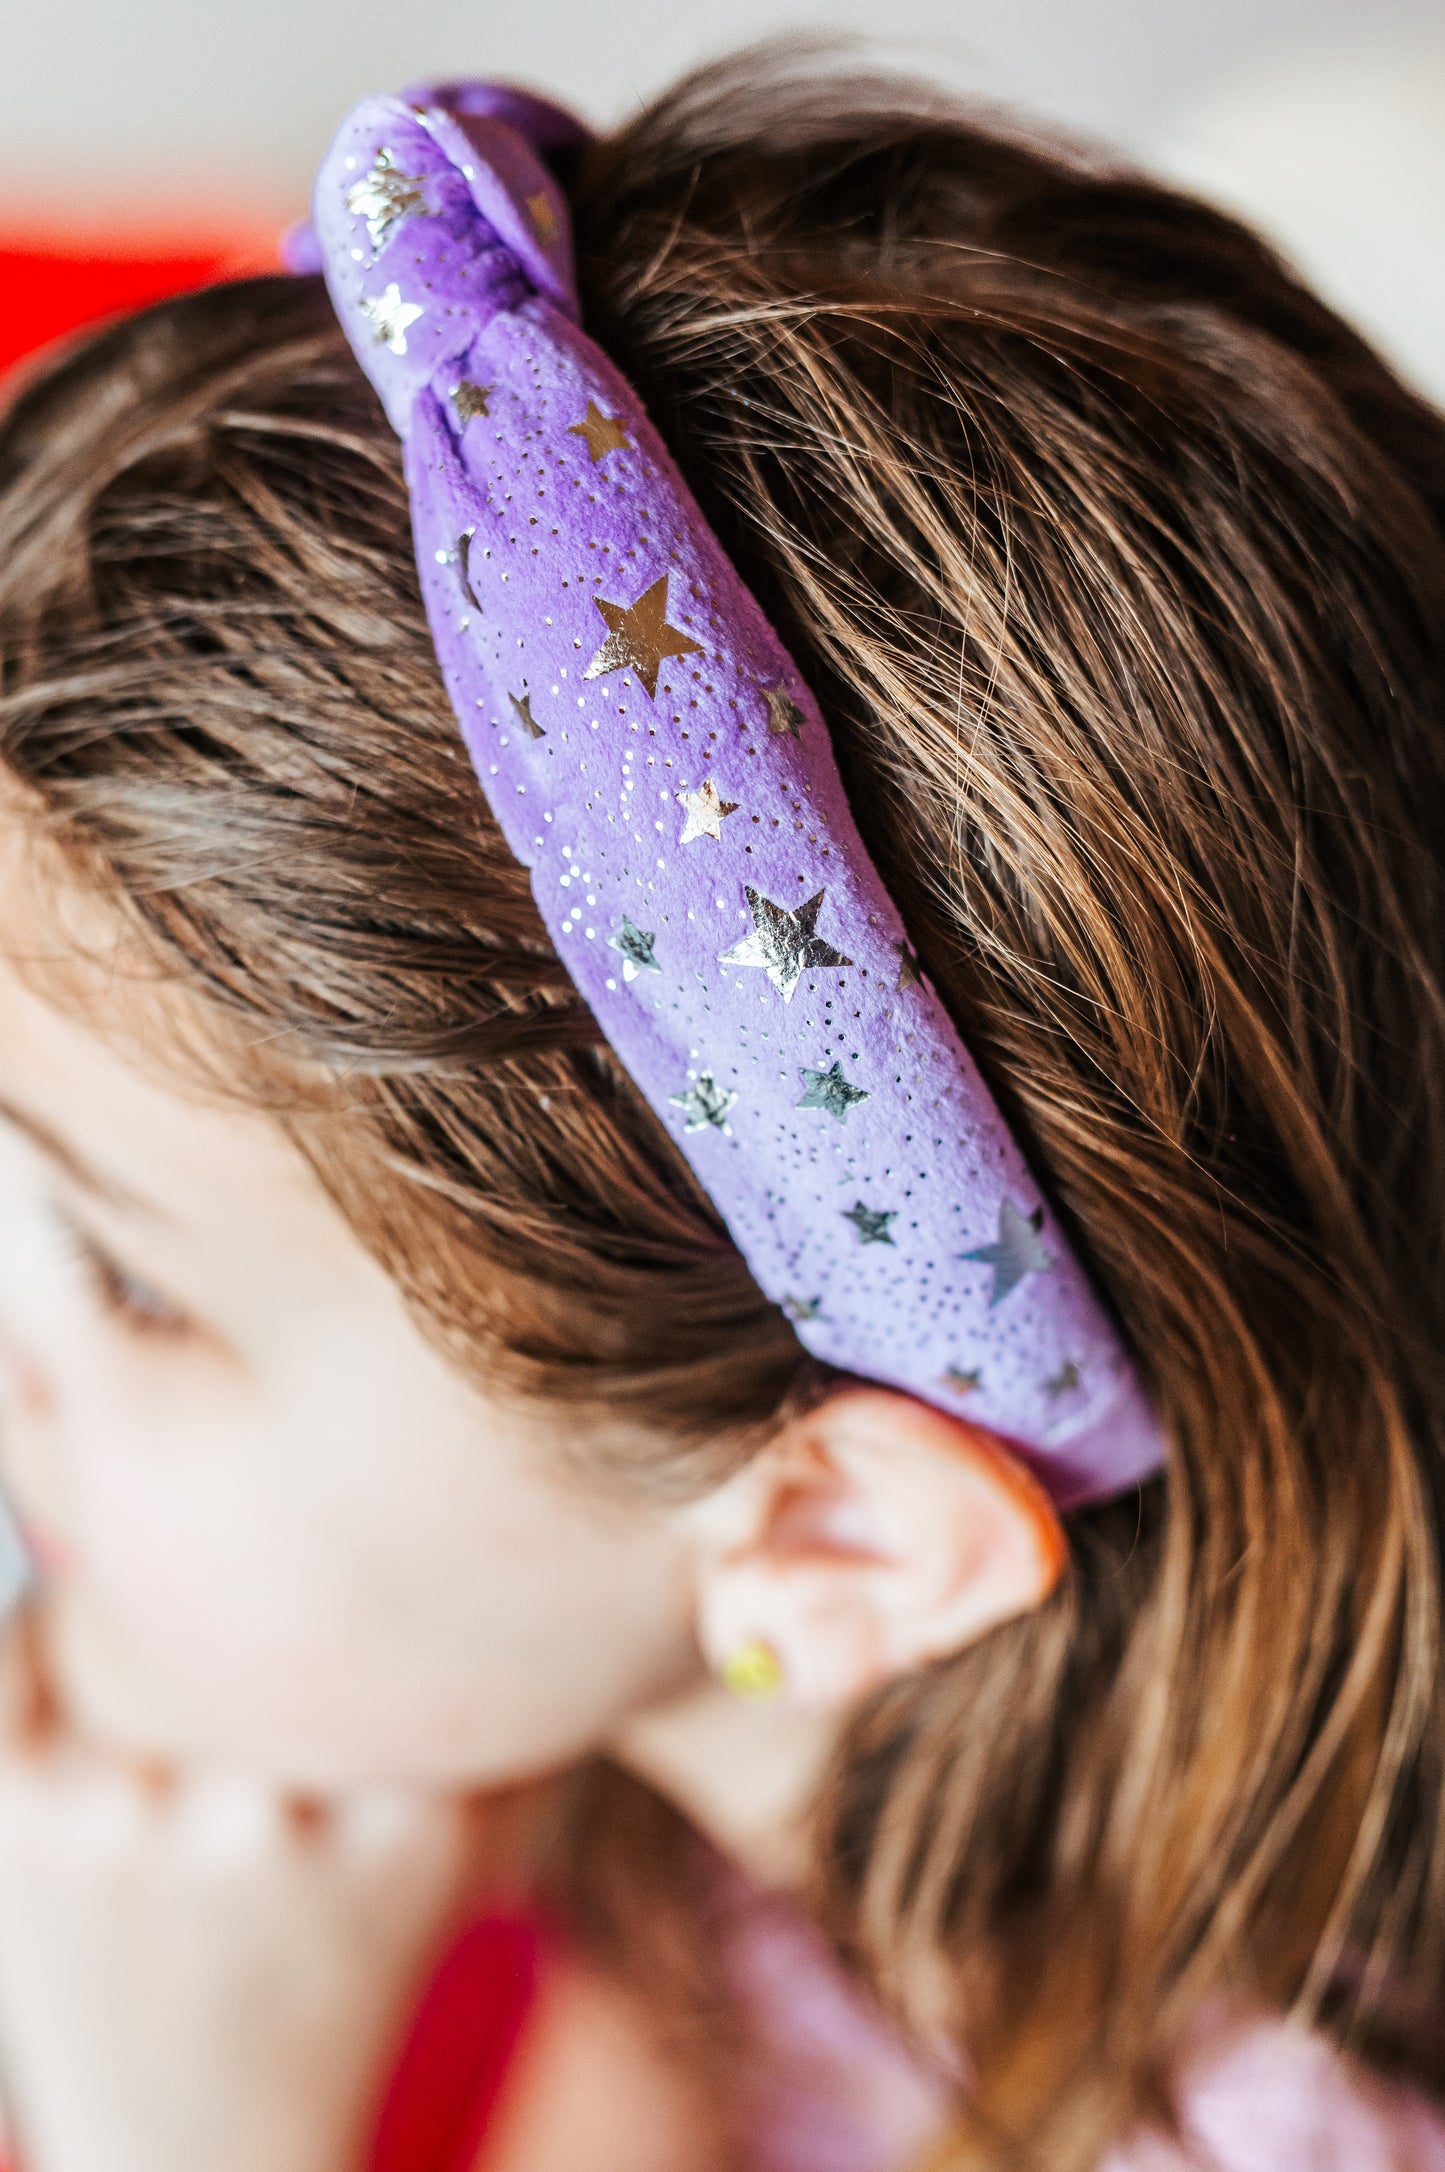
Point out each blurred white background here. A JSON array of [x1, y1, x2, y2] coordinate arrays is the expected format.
[[0, 0, 1440, 1609]]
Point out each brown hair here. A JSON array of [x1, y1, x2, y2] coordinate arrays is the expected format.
[[3, 47, 1445, 2166]]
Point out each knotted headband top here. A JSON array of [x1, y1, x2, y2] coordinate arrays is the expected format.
[[303, 79, 1166, 1506]]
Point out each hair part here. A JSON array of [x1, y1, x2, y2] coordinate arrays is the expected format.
[[3, 47, 1445, 2163]]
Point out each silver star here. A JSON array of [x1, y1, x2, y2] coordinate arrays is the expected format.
[[669, 1071, 738, 1134], [509, 691, 545, 739], [963, 1199, 1054, 1307], [718, 887, 852, 1003], [346, 149, 435, 255], [676, 777, 739, 844], [943, 1365, 983, 1394], [607, 917, 660, 981], [796, 1060, 869, 1124], [450, 380, 494, 426], [783, 1295, 822, 1322], [765, 686, 805, 737], [359, 282, 424, 355], [843, 1201, 896, 1246], [1044, 1360, 1082, 1398]]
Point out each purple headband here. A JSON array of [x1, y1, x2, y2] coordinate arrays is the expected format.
[[309, 85, 1166, 1506]]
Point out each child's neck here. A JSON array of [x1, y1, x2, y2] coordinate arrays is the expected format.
[[611, 1679, 840, 1888]]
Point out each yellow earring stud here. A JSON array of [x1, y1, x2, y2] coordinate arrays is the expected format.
[[721, 1636, 785, 1702]]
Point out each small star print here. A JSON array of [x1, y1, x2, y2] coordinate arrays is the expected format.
[[450, 380, 494, 425], [843, 1201, 896, 1246], [963, 1200, 1054, 1307], [943, 1366, 983, 1394], [670, 1071, 738, 1134], [525, 189, 558, 245], [569, 400, 631, 464], [453, 529, 480, 612], [783, 1296, 823, 1322], [1044, 1360, 1082, 1398], [895, 941, 921, 990], [764, 686, 805, 737], [359, 283, 424, 355], [509, 691, 545, 739], [607, 917, 660, 981], [796, 1060, 870, 1124], [718, 887, 852, 1004], [346, 149, 434, 255], [583, 573, 704, 701], [676, 778, 740, 844]]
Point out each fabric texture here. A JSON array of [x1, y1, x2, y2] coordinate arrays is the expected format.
[[725, 1888, 950, 2172], [1104, 2020, 1445, 2172], [310, 86, 1165, 1506]]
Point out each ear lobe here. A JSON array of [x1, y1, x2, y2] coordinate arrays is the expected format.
[[696, 1389, 1066, 1711]]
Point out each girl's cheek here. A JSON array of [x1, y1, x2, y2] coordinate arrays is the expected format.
[[35, 1344, 268, 1645], [0, 1336, 73, 1557], [46, 1395, 340, 1759], [0, 1330, 28, 1409]]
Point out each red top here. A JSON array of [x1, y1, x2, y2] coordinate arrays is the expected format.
[[367, 1912, 542, 2172]]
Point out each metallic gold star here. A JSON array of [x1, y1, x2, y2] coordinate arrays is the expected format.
[[943, 1365, 983, 1394], [765, 686, 805, 737], [525, 189, 558, 245], [607, 916, 660, 981], [359, 282, 424, 355], [669, 1070, 738, 1134], [895, 941, 921, 990], [450, 380, 494, 425], [843, 1201, 896, 1246], [583, 574, 704, 700], [796, 1059, 869, 1124], [508, 691, 545, 739], [568, 400, 631, 464], [1044, 1360, 1082, 1398], [346, 148, 435, 255], [963, 1200, 1054, 1307], [718, 887, 852, 1004], [783, 1295, 823, 1322], [676, 777, 739, 844]]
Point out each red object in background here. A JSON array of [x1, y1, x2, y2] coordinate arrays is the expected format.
[[0, 232, 283, 380]]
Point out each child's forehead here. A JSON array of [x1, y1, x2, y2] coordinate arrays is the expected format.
[[0, 791, 323, 1225]]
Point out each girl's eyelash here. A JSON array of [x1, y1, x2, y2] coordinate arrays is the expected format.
[[52, 1211, 192, 1342]]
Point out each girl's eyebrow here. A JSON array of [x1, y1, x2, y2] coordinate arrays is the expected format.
[[0, 1094, 166, 1220]]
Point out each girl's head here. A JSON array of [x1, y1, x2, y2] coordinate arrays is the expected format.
[[2, 49, 1444, 2160]]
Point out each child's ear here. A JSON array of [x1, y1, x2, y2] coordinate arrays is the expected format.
[[694, 1389, 1067, 1710]]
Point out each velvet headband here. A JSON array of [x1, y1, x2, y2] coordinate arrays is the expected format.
[[306, 81, 1166, 1506]]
